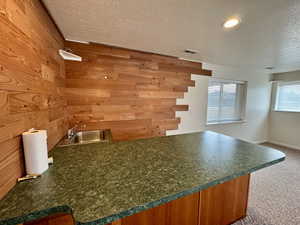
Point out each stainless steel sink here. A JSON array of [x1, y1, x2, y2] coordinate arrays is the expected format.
[[57, 129, 110, 147]]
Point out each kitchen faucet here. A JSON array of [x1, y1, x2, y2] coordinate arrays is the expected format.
[[68, 124, 78, 139]]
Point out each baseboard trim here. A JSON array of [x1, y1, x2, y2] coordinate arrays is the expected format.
[[267, 140, 300, 151], [251, 140, 268, 145]]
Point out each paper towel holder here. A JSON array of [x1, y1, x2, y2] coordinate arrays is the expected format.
[[22, 128, 49, 175], [18, 174, 41, 182], [18, 157, 54, 182]]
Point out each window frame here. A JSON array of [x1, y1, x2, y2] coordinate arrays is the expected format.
[[273, 81, 300, 113], [206, 78, 247, 125]]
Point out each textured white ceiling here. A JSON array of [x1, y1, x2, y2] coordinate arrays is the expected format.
[[42, 0, 300, 72]]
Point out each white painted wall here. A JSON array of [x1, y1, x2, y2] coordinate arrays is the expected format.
[[269, 112, 300, 149], [167, 63, 271, 143], [268, 82, 300, 150]]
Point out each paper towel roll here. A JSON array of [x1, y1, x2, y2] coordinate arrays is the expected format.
[[22, 129, 49, 175]]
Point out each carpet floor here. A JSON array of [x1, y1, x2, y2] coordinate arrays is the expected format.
[[234, 143, 300, 225]]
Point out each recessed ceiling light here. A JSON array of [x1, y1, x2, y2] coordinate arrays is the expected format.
[[223, 18, 240, 29]]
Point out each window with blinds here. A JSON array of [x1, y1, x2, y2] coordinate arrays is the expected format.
[[207, 78, 247, 124], [274, 81, 300, 112]]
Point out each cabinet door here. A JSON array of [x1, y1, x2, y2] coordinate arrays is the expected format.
[[23, 213, 75, 225], [199, 174, 250, 225], [121, 204, 168, 225], [120, 192, 200, 225], [166, 192, 200, 225]]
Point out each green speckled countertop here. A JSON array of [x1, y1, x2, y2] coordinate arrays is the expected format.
[[0, 131, 285, 225]]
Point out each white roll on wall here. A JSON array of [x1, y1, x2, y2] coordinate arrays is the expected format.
[[22, 129, 49, 175]]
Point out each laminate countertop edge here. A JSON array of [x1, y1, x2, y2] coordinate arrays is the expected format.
[[0, 157, 285, 225], [0, 131, 286, 225]]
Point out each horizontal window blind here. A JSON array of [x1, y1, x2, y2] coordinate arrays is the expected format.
[[275, 81, 300, 112], [207, 79, 247, 123]]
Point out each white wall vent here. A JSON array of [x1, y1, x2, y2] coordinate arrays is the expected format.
[[59, 49, 82, 61]]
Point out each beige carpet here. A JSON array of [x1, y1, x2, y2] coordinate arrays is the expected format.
[[234, 143, 300, 225]]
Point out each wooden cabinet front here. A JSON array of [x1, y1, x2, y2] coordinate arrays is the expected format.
[[24, 175, 250, 225], [23, 213, 75, 225], [110, 174, 250, 225], [121, 192, 200, 225], [199, 174, 250, 225]]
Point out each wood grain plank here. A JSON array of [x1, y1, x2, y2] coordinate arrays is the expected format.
[[0, 0, 67, 199], [66, 97, 176, 106], [0, 90, 8, 116], [0, 119, 25, 143], [173, 105, 189, 111], [24, 213, 75, 225], [65, 88, 111, 98], [0, 136, 21, 162], [8, 92, 48, 114], [0, 150, 24, 199], [112, 190, 199, 225], [0, 64, 62, 94], [111, 220, 122, 225], [152, 118, 181, 130], [167, 192, 200, 225], [199, 174, 250, 225], [65, 41, 211, 141], [159, 63, 211, 75], [121, 204, 168, 225], [66, 79, 136, 90], [138, 91, 184, 99]]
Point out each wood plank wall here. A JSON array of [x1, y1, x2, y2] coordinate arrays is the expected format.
[[0, 0, 67, 199], [65, 41, 212, 141], [0, 0, 212, 200]]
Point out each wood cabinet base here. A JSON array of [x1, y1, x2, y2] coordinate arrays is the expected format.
[[25, 175, 250, 225], [23, 213, 75, 225], [110, 174, 250, 225]]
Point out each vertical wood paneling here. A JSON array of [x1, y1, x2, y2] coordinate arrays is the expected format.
[[199, 174, 250, 225], [167, 192, 200, 225], [120, 192, 199, 225], [23, 213, 75, 225], [65, 41, 212, 141], [0, 0, 67, 199]]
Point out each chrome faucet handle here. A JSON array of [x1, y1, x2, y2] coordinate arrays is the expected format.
[[68, 125, 78, 139], [67, 129, 73, 139]]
